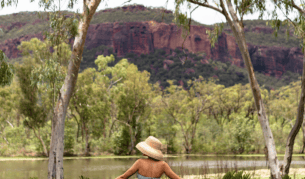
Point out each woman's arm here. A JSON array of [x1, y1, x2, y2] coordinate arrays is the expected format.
[[115, 159, 141, 179], [163, 161, 183, 179]]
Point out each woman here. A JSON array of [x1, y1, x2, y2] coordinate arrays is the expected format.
[[115, 136, 183, 179]]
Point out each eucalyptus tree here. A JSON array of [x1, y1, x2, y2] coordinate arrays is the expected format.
[[94, 55, 129, 143], [268, 82, 301, 130], [15, 59, 49, 156], [0, 1, 17, 82], [0, 77, 20, 144], [0, 50, 14, 87], [1, 0, 113, 177], [94, 54, 153, 155], [162, 0, 284, 177], [17, 38, 70, 114], [115, 63, 153, 155], [43, 1, 104, 176], [160, 76, 216, 154], [209, 83, 269, 127], [257, 0, 305, 175], [70, 68, 102, 156], [16, 37, 73, 156]]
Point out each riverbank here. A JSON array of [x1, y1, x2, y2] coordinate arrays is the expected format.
[[2, 153, 305, 161], [182, 168, 305, 179]]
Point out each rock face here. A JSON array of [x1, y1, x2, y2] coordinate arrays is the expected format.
[[0, 6, 304, 78]]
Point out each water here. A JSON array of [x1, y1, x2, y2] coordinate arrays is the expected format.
[[1, 155, 305, 179]]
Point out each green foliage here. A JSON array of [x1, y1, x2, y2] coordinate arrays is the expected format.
[[0, 59, 305, 156], [97, 47, 300, 92], [79, 176, 90, 179], [206, 23, 224, 48], [15, 62, 47, 129], [222, 170, 252, 179], [64, 119, 75, 154], [282, 174, 292, 179], [3, 2, 305, 159], [166, 137, 179, 154], [113, 125, 131, 155], [226, 113, 255, 154], [38, 10, 81, 49], [33, 121, 51, 154], [0, 50, 14, 86], [90, 6, 176, 25], [17, 37, 71, 113], [81, 45, 114, 71]]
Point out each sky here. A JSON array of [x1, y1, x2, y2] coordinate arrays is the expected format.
[[0, 0, 302, 25]]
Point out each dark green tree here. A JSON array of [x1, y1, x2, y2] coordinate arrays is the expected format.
[[0, 50, 14, 87], [15, 61, 49, 156]]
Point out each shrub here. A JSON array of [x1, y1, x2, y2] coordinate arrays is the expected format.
[[64, 119, 75, 154], [222, 170, 252, 179], [282, 175, 292, 179], [79, 176, 90, 179], [227, 113, 255, 154]]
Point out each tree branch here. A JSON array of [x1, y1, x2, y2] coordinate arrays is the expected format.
[[291, 0, 305, 15], [225, 0, 241, 23], [187, 0, 224, 14], [219, 0, 234, 28], [6, 120, 14, 128], [107, 77, 123, 92]]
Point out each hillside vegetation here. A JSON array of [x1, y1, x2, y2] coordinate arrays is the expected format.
[[0, 5, 301, 48], [0, 4, 303, 91], [83, 46, 300, 91]]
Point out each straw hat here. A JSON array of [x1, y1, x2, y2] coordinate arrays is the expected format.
[[136, 136, 163, 161]]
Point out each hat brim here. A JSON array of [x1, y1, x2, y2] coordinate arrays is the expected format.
[[136, 142, 163, 161]]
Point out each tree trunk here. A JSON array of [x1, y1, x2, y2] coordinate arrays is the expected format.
[[128, 126, 135, 155], [32, 127, 48, 157], [108, 119, 116, 139], [84, 123, 90, 156], [26, 127, 30, 139], [183, 142, 192, 154], [24, 119, 48, 156], [72, 114, 80, 143], [220, 0, 281, 178], [300, 121, 305, 154], [16, 112, 20, 127], [103, 117, 106, 138], [81, 120, 84, 142], [282, 43, 305, 176], [47, 1, 101, 178]]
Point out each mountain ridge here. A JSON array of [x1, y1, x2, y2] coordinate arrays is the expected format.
[[0, 4, 303, 90]]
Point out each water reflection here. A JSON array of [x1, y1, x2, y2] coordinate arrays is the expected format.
[[1, 155, 305, 179]]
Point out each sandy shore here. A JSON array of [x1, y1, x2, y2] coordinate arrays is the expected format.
[[182, 168, 305, 179]]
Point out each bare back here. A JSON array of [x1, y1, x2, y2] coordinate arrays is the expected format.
[[138, 158, 181, 179]]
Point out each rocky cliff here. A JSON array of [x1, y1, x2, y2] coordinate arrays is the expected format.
[[0, 4, 303, 78]]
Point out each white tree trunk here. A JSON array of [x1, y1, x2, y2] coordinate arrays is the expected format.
[[282, 44, 305, 176], [47, 0, 101, 178], [221, 0, 281, 177]]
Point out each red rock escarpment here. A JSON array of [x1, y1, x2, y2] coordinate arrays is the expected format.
[[0, 20, 303, 78]]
